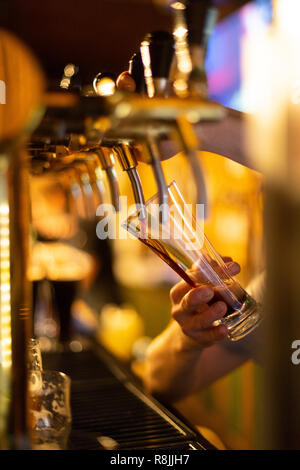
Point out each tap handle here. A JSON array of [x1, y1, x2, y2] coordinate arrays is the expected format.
[[141, 30, 175, 79], [129, 31, 175, 96], [184, 0, 217, 50], [128, 52, 147, 94], [138, 30, 175, 97]]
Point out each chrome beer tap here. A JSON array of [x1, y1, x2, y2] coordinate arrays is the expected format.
[[128, 29, 212, 215], [128, 31, 176, 223], [170, 0, 218, 97], [92, 147, 121, 212], [93, 72, 147, 219], [112, 142, 146, 218]]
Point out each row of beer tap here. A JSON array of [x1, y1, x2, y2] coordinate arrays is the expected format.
[[27, 1, 226, 224]]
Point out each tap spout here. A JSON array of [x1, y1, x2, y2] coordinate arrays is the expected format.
[[114, 143, 147, 220], [174, 115, 208, 216], [144, 136, 169, 224], [95, 148, 121, 212]]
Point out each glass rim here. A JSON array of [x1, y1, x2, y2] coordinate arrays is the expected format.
[[123, 179, 184, 227]]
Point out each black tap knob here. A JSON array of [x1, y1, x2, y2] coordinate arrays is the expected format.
[[128, 51, 147, 94], [180, 0, 217, 97], [128, 31, 175, 97], [141, 30, 175, 79], [129, 31, 175, 96], [184, 0, 217, 50]]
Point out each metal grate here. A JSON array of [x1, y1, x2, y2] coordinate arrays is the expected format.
[[43, 348, 209, 450]]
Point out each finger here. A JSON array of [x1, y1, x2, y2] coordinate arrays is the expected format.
[[191, 324, 228, 345], [189, 260, 240, 284], [187, 268, 207, 284], [225, 261, 241, 276], [182, 301, 227, 331], [222, 256, 233, 263], [116, 71, 136, 92], [170, 279, 192, 304], [172, 286, 214, 322]]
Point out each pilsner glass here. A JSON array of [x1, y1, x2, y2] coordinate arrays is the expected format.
[[29, 370, 72, 450], [27, 338, 43, 371], [123, 180, 262, 341], [27, 338, 43, 395]]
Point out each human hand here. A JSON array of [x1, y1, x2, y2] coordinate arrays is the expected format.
[[170, 257, 241, 349]]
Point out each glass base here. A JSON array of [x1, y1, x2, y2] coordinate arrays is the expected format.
[[214, 298, 262, 342]]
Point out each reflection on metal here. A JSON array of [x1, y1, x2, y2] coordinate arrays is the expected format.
[[114, 144, 147, 220], [0, 206, 12, 369], [140, 41, 155, 98], [172, 4, 192, 98]]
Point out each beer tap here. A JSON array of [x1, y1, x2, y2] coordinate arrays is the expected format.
[[92, 71, 147, 219], [112, 142, 146, 218], [72, 160, 100, 220], [172, 0, 218, 215], [93, 147, 121, 212], [183, 0, 218, 97], [128, 51, 147, 95], [79, 152, 106, 209], [128, 31, 176, 223], [28, 143, 106, 221], [63, 165, 88, 220], [129, 29, 210, 216], [139, 30, 175, 98]]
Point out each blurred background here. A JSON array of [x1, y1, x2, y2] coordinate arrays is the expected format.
[[1, 0, 272, 449]]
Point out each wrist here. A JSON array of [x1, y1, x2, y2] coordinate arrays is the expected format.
[[171, 321, 204, 353]]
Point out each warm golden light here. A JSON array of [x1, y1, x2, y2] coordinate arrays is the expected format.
[[29, 242, 93, 282], [170, 1, 186, 10], [0, 202, 12, 369], [64, 63, 76, 78], [94, 77, 116, 97], [243, 0, 300, 198], [174, 78, 188, 97], [98, 304, 144, 361], [275, 0, 300, 37], [171, 6, 192, 97], [173, 25, 188, 40], [60, 78, 70, 89]]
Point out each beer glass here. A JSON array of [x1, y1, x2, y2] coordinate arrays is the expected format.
[[29, 370, 72, 450], [123, 181, 262, 341]]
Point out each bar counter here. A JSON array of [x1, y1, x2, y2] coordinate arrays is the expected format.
[[41, 341, 216, 451]]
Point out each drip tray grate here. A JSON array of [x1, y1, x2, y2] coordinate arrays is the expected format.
[[43, 347, 210, 450]]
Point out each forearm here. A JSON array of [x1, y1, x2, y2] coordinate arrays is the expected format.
[[137, 108, 256, 171], [143, 320, 248, 403], [143, 321, 208, 403]]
